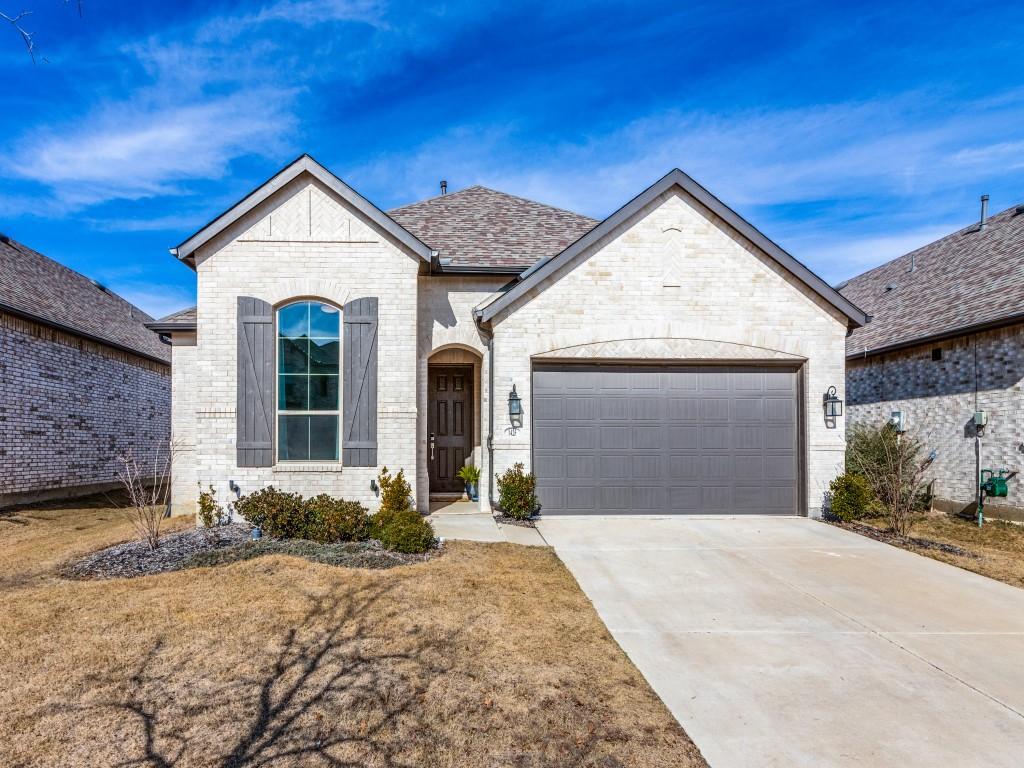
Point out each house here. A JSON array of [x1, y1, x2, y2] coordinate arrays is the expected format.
[[840, 200, 1024, 520], [0, 236, 171, 508], [150, 154, 866, 518]]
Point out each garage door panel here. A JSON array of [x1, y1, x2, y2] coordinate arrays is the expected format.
[[533, 364, 799, 516]]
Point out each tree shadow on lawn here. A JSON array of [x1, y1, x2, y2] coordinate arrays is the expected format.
[[58, 580, 462, 768]]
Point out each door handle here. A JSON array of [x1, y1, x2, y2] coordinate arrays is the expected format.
[[429, 432, 435, 461]]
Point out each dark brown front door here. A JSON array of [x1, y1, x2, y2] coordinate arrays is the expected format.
[[428, 365, 473, 494]]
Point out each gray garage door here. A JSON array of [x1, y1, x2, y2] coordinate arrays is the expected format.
[[532, 364, 800, 515]]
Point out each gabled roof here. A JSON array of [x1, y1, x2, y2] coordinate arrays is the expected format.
[[146, 305, 196, 333], [389, 186, 598, 270], [475, 169, 869, 326], [0, 235, 171, 364], [172, 154, 434, 265], [840, 203, 1024, 358]]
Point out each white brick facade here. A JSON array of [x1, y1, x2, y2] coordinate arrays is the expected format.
[[485, 190, 849, 517], [173, 173, 852, 519]]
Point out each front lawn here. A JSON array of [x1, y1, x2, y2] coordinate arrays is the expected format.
[[842, 514, 1024, 589], [0, 502, 704, 767]]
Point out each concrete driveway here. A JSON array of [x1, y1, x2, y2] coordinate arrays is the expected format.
[[538, 516, 1024, 768]]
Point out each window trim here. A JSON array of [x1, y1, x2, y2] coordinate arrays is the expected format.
[[274, 299, 342, 464]]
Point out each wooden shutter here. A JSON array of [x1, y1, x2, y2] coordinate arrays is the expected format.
[[237, 296, 275, 467], [343, 297, 378, 466]]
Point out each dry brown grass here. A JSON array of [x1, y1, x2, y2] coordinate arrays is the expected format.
[[0, 502, 704, 768], [857, 513, 1024, 589]]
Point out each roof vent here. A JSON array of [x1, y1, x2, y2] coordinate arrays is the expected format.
[[884, 282, 897, 292], [1015, 203, 1024, 215], [440, 180, 447, 195], [0, 233, 9, 244], [90, 278, 109, 293], [979, 194, 989, 231]]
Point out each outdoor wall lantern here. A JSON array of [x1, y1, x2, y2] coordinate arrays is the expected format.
[[823, 386, 843, 420], [508, 385, 523, 430]]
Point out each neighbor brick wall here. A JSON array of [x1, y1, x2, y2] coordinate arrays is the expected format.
[[0, 311, 171, 505], [847, 323, 1024, 512], [487, 189, 851, 517]]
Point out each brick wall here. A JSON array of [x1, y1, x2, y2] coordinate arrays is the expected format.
[[487, 189, 851, 517], [0, 311, 171, 506], [183, 175, 420, 514], [847, 323, 1024, 513]]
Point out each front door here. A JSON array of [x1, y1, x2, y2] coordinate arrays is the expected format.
[[428, 365, 474, 494]]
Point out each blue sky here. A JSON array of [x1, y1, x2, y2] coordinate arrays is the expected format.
[[2, 0, 1023, 318]]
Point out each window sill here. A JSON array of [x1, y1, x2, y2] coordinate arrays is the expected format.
[[273, 463, 343, 474]]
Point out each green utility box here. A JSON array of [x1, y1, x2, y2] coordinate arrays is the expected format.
[[981, 469, 1009, 498]]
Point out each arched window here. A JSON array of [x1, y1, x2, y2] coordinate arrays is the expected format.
[[277, 300, 340, 461]]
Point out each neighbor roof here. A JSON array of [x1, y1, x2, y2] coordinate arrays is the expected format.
[[476, 169, 868, 326], [0, 235, 171, 364], [389, 186, 598, 270], [146, 305, 196, 333], [840, 203, 1024, 358], [172, 154, 434, 265]]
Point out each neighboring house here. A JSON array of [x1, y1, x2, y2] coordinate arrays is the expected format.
[[841, 202, 1024, 520], [0, 235, 171, 508], [150, 154, 866, 518]]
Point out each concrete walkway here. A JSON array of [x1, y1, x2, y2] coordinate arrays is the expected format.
[[538, 515, 1024, 768], [427, 501, 546, 546]]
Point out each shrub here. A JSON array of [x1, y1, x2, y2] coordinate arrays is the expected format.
[[495, 462, 538, 520], [373, 507, 435, 553], [828, 473, 875, 522], [234, 486, 306, 539], [377, 466, 414, 514], [306, 494, 370, 543], [197, 485, 226, 528], [847, 423, 932, 536]]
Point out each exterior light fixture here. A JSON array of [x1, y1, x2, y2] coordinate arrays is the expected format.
[[508, 385, 523, 429], [823, 386, 843, 419]]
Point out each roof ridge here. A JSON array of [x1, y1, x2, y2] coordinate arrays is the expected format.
[[389, 184, 597, 222]]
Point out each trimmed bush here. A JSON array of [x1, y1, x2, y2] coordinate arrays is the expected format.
[[828, 473, 875, 521], [495, 462, 538, 520], [233, 487, 307, 539], [373, 507, 435, 554], [197, 485, 226, 529], [306, 494, 371, 543], [377, 466, 414, 514]]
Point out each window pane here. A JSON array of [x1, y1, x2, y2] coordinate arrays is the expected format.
[[279, 375, 308, 410], [279, 338, 309, 374], [309, 415, 339, 460], [308, 303, 340, 338], [278, 415, 310, 461], [308, 375, 339, 410], [278, 303, 309, 338], [309, 339, 339, 374]]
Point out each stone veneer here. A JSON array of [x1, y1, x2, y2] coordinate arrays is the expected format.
[[0, 311, 171, 507], [847, 323, 1024, 516], [485, 189, 850, 517]]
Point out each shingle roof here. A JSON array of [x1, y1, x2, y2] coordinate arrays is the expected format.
[[146, 305, 196, 331], [389, 185, 598, 269], [0, 235, 171, 364], [840, 204, 1024, 357]]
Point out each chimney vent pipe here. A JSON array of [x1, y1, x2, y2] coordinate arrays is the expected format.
[[979, 194, 990, 231], [440, 180, 447, 195]]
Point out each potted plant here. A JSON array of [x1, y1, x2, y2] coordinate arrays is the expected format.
[[457, 464, 481, 502]]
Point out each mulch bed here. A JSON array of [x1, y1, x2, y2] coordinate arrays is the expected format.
[[835, 520, 980, 559], [61, 524, 437, 580], [493, 514, 539, 528]]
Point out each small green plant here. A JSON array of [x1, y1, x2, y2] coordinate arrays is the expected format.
[[495, 462, 538, 520], [828, 473, 875, 522], [456, 464, 481, 485], [373, 507, 435, 553], [377, 466, 414, 514], [847, 423, 932, 536], [197, 485, 226, 528], [234, 486, 306, 539], [306, 494, 370, 542]]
